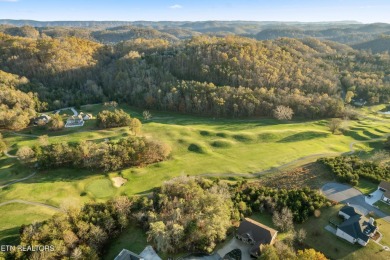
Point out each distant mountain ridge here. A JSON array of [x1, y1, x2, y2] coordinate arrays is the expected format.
[[1, 19, 389, 49]]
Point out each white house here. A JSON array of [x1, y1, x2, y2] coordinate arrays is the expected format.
[[65, 115, 84, 128], [378, 181, 390, 204], [336, 206, 377, 246]]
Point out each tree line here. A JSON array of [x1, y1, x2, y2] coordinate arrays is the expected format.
[[18, 136, 171, 172]]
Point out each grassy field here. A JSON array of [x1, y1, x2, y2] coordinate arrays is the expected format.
[[1, 103, 390, 252], [297, 205, 390, 260], [374, 201, 390, 216], [0, 203, 57, 245]]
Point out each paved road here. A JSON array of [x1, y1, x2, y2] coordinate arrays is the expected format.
[[321, 182, 390, 222], [0, 199, 61, 211]]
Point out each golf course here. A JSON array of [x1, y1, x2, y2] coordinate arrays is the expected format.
[[1, 103, 390, 250]]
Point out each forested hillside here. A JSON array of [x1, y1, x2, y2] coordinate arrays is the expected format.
[[1, 31, 390, 126], [0, 70, 44, 130], [352, 35, 390, 53]]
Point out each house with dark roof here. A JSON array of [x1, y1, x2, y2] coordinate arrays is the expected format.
[[33, 114, 51, 125], [336, 205, 377, 246], [379, 181, 390, 204], [236, 218, 278, 258]]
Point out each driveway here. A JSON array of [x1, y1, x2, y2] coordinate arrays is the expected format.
[[365, 189, 383, 205], [321, 182, 390, 223], [217, 238, 251, 260]]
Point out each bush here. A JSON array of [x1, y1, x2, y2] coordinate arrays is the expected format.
[[96, 109, 132, 128], [318, 156, 390, 185]]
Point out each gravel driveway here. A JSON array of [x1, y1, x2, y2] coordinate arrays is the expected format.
[[321, 182, 390, 222]]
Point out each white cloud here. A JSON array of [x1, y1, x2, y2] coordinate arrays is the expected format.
[[170, 4, 183, 9]]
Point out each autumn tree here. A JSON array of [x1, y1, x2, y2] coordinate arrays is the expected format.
[[297, 249, 327, 260], [47, 114, 64, 131], [38, 135, 49, 146], [260, 244, 279, 260], [146, 177, 232, 253], [129, 118, 142, 135], [345, 90, 354, 104], [328, 118, 343, 134], [16, 146, 35, 164]]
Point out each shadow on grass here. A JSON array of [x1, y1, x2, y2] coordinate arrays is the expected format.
[[0, 226, 21, 245], [277, 131, 329, 143], [343, 130, 370, 141]]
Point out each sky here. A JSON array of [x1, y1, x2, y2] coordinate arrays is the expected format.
[[0, 0, 389, 23]]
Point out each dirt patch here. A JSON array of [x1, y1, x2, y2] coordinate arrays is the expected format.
[[258, 162, 335, 189], [112, 176, 128, 187]]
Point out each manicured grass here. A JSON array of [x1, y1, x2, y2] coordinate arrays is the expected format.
[[2, 103, 390, 255], [0, 203, 57, 245], [297, 205, 390, 260], [0, 156, 32, 186], [356, 179, 378, 195], [85, 178, 115, 198], [374, 201, 390, 216], [103, 222, 148, 260]]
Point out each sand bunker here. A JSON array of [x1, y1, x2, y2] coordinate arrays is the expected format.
[[112, 176, 128, 187]]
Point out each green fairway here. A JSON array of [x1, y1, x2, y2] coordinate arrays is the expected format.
[[0, 203, 57, 245], [2, 103, 390, 250]]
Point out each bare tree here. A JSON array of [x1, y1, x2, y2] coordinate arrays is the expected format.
[[328, 118, 343, 134], [143, 110, 152, 121], [294, 228, 307, 244], [273, 105, 294, 120], [272, 207, 294, 232]]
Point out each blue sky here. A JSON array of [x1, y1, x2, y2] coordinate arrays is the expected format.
[[0, 0, 389, 23]]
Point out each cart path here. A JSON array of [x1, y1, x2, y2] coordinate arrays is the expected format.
[[0, 199, 61, 211], [0, 172, 37, 189]]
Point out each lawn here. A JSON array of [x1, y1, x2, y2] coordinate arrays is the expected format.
[[374, 201, 390, 216], [103, 222, 148, 260], [1, 104, 390, 252], [0, 156, 32, 186], [297, 205, 390, 260], [356, 179, 378, 195], [0, 203, 57, 245]]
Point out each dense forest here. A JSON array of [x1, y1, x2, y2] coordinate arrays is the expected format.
[[1, 23, 390, 129]]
